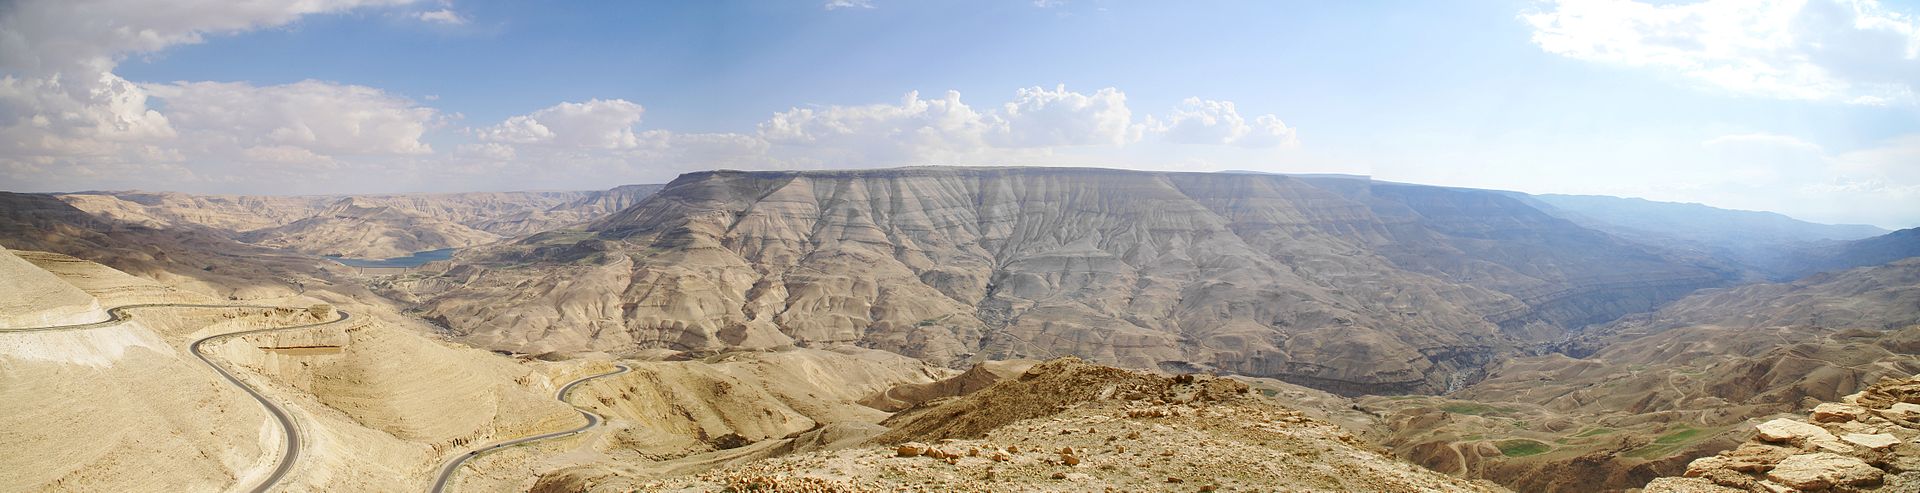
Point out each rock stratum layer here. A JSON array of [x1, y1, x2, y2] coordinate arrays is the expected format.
[[408, 167, 1732, 395]]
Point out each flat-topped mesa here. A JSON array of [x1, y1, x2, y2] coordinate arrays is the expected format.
[[0, 246, 104, 328], [412, 166, 1733, 395]]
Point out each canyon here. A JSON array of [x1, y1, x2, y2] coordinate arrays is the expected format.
[[4, 166, 1918, 492]]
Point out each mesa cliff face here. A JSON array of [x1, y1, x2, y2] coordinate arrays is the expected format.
[[408, 167, 1731, 395]]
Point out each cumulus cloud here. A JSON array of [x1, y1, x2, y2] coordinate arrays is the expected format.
[[478, 99, 647, 149], [0, 0, 417, 152], [471, 86, 1296, 173], [1523, 0, 1920, 104], [1155, 97, 1297, 147], [760, 90, 994, 163], [147, 80, 439, 157], [994, 85, 1139, 147], [0, 0, 426, 192]]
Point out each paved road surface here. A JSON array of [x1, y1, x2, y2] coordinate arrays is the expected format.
[[430, 364, 632, 493], [3, 303, 350, 493]]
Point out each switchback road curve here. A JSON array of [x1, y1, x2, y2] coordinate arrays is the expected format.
[[3, 303, 351, 493], [430, 363, 632, 493]]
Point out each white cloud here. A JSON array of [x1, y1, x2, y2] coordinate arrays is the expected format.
[[477, 99, 647, 149], [994, 85, 1139, 147], [824, 0, 874, 10], [0, 0, 417, 152], [759, 90, 996, 163], [145, 80, 439, 158], [1683, 131, 1920, 226], [0, 0, 421, 191], [416, 9, 467, 25], [1523, 0, 1920, 104], [1155, 97, 1297, 148]]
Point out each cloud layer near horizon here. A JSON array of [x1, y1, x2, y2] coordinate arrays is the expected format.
[[0, 0, 1296, 196], [0, 0, 1916, 228]]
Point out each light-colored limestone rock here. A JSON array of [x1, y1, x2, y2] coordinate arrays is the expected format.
[[1814, 403, 1869, 423], [1765, 452, 1882, 490], [1843, 433, 1901, 451], [1756, 418, 1836, 444]]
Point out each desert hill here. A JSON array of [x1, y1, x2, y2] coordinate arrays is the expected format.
[[1362, 258, 1920, 491], [1788, 227, 1920, 279], [405, 167, 1732, 395], [535, 357, 1509, 492], [241, 198, 504, 259], [0, 247, 586, 491], [56, 186, 663, 259]]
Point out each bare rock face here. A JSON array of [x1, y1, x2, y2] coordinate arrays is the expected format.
[[1650, 375, 1920, 492], [1766, 453, 1882, 490], [410, 167, 1732, 395]]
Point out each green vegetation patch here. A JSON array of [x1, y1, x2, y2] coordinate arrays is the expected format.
[[1625, 426, 1716, 459], [1495, 439, 1551, 457], [1654, 427, 1703, 444]]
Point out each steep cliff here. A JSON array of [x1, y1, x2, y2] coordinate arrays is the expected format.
[[408, 167, 1732, 395]]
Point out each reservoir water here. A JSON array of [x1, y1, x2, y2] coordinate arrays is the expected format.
[[327, 248, 457, 268]]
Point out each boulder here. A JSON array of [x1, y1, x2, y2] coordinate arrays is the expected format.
[[1765, 452, 1883, 490], [1841, 433, 1900, 451], [1812, 403, 1867, 423], [1756, 419, 1833, 444]]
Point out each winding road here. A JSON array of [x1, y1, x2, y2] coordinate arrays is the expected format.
[[430, 363, 631, 493], [2, 303, 351, 493]]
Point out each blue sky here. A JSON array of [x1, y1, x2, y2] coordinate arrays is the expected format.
[[4, 0, 1919, 227]]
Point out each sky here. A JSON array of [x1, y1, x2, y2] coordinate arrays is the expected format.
[[1, 0, 1917, 228]]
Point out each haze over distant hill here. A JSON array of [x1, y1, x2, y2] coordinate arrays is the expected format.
[[1523, 194, 1889, 279], [56, 186, 663, 259]]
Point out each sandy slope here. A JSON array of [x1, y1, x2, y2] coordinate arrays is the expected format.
[[0, 250, 583, 492], [0, 246, 103, 327]]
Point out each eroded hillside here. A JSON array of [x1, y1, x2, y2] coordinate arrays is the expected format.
[[535, 358, 1509, 493], [1363, 259, 1920, 491], [56, 186, 663, 259], [407, 168, 1733, 395]]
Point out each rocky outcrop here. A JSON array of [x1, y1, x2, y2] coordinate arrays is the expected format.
[[1647, 376, 1920, 492], [538, 358, 1510, 493], [411, 167, 1733, 395], [1367, 258, 1920, 493]]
